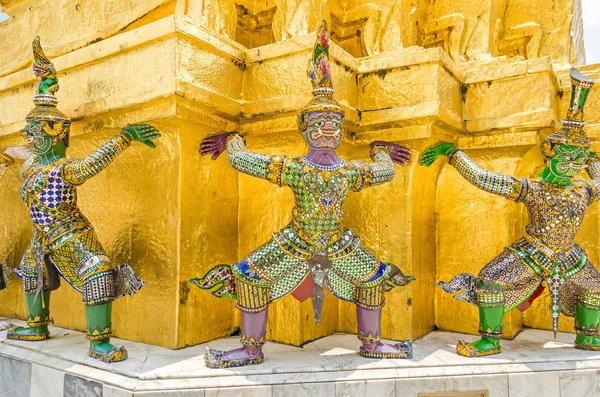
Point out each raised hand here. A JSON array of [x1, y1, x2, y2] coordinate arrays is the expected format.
[[121, 124, 161, 149], [418, 141, 457, 167], [199, 132, 236, 160], [371, 141, 411, 165]]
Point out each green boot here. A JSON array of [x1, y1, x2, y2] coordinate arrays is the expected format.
[[574, 302, 600, 351], [85, 303, 128, 363], [457, 304, 504, 357], [7, 291, 51, 341]]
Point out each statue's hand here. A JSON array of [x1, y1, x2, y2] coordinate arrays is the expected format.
[[418, 141, 457, 167], [121, 124, 161, 149], [371, 141, 411, 165], [200, 132, 236, 160]]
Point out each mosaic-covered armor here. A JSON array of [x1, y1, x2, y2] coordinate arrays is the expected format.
[[5, 38, 161, 363], [224, 135, 399, 310], [420, 68, 600, 357], [191, 21, 415, 368], [17, 136, 135, 305]]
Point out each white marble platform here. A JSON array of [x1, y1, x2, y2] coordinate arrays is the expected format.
[[0, 317, 600, 397]]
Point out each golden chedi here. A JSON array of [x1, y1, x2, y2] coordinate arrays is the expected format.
[[0, 0, 597, 349]]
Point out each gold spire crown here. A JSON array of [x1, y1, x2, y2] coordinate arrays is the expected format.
[[307, 20, 334, 95], [545, 68, 594, 148], [32, 36, 58, 96], [26, 37, 70, 142], [298, 20, 344, 125]]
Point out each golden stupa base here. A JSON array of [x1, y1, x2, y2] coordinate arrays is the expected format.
[[0, 1, 598, 349]]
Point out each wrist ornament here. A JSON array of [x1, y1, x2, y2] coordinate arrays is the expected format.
[[370, 144, 391, 157], [226, 132, 245, 144], [116, 131, 133, 147], [447, 148, 463, 162]]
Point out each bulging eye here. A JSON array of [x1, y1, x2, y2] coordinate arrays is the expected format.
[[332, 121, 339, 128], [315, 121, 325, 128]]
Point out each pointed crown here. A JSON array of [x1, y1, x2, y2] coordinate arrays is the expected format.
[[545, 68, 594, 148], [298, 20, 344, 128], [26, 37, 70, 141]]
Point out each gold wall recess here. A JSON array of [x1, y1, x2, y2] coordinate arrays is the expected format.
[[419, 391, 488, 397]]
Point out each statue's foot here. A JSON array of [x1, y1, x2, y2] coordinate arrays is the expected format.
[[359, 340, 413, 359], [88, 341, 128, 363], [205, 346, 264, 368], [6, 325, 49, 341], [456, 338, 501, 357], [575, 334, 600, 351]]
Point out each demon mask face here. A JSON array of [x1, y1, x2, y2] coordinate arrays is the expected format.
[[24, 120, 69, 154], [542, 143, 589, 179], [300, 110, 344, 150]]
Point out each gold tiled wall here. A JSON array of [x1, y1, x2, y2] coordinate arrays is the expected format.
[[0, 0, 595, 348]]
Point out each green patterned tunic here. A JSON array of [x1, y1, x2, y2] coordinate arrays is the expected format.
[[225, 134, 398, 305]]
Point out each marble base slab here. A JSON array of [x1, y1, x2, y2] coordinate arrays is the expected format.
[[1, 317, 599, 397]]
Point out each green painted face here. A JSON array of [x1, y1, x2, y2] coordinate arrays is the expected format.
[[548, 145, 589, 179], [24, 121, 53, 155]]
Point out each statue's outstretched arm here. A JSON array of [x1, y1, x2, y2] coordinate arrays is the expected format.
[[586, 154, 600, 180], [420, 141, 526, 201], [584, 154, 600, 201], [62, 124, 160, 185], [349, 141, 411, 191], [200, 132, 285, 186]]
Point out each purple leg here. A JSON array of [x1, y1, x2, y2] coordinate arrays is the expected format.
[[357, 305, 412, 359], [205, 308, 268, 368]]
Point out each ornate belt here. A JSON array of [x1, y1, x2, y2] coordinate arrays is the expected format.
[[34, 211, 92, 251], [509, 236, 585, 278]]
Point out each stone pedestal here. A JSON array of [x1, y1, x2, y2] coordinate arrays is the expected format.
[[0, 316, 599, 397]]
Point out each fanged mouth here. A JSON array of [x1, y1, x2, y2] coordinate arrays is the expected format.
[[315, 128, 341, 139], [308, 127, 342, 148], [32, 66, 48, 76], [320, 128, 338, 135], [557, 162, 584, 173]]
